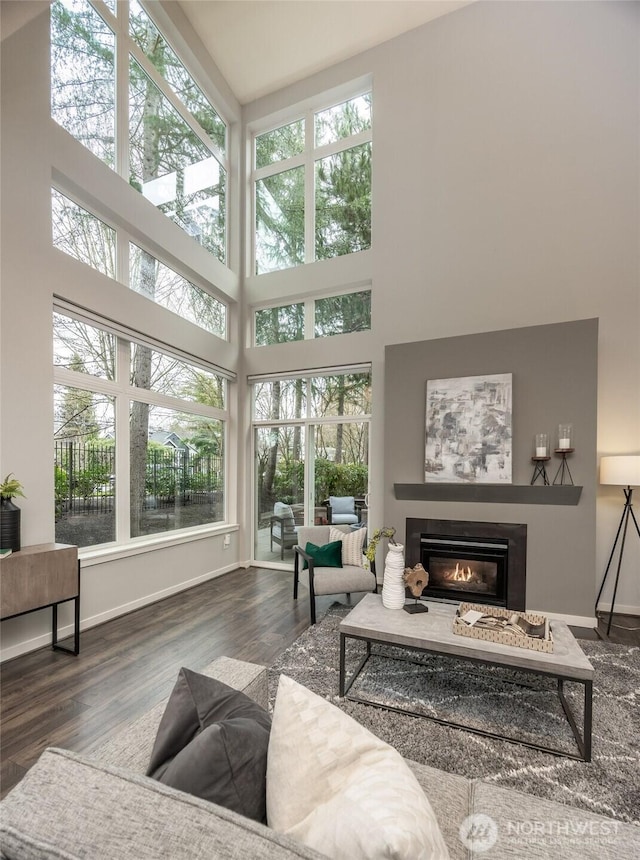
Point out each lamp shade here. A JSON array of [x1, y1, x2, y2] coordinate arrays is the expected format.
[[600, 455, 640, 487]]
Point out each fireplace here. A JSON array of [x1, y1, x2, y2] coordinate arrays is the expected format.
[[421, 534, 507, 605], [406, 518, 526, 610]]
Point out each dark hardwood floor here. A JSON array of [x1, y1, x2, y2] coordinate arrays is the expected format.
[[1, 567, 638, 800], [0, 567, 339, 799]]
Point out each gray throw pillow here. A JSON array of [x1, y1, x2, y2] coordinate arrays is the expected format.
[[146, 668, 271, 823]]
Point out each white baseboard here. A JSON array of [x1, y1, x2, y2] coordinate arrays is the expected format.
[[529, 610, 597, 629], [0, 563, 238, 663], [595, 601, 640, 616], [529, 605, 639, 627]]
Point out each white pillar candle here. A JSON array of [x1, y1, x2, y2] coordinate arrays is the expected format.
[[559, 438, 570, 449], [536, 446, 547, 457]]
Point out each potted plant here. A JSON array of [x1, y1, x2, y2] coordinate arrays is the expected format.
[[1, 473, 26, 552], [365, 526, 397, 565]]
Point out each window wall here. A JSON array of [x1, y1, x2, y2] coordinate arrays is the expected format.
[[52, 187, 227, 339], [54, 312, 227, 548], [51, 0, 228, 263], [251, 91, 372, 274], [252, 369, 371, 566]]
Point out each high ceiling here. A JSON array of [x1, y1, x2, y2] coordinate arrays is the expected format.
[[178, 1, 473, 104]]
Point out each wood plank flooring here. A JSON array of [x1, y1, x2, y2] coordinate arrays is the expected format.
[[1, 567, 638, 800], [0, 567, 338, 799]]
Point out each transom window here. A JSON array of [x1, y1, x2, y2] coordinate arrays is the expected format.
[[51, 187, 227, 340], [51, 0, 227, 263], [252, 90, 372, 275], [253, 289, 371, 346]]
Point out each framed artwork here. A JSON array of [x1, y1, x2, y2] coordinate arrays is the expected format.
[[425, 373, 512, 483]]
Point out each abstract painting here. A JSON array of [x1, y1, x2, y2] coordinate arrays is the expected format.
[[425, 373, 512, 483]]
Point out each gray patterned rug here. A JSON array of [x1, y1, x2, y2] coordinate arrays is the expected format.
[[269, 604, 640, 826]]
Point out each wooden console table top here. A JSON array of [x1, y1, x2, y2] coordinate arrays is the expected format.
[[0, 543, 78, 620]]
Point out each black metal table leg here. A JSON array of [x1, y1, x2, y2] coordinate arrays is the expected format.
[[339, 633, 371, 697], [52, 596, 80, 655]]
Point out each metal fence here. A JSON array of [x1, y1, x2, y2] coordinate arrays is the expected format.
[[54, 441, 223, 516]]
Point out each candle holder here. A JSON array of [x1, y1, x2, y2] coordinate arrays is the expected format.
[[557, 424, 573, 451], [531, 434, 550, 485], [535, 434, 549, 458]]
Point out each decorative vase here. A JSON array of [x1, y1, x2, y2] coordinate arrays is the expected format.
[[381, 543, 405, 609], [0, 498, 21, 551]]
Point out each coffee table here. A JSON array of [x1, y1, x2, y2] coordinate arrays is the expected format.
[[339, 594, 594, 761]]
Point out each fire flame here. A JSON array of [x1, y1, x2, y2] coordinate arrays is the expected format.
[[451, 562, 473, 582]]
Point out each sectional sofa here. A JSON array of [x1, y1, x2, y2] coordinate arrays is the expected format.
[[1, 656, 638, 859]]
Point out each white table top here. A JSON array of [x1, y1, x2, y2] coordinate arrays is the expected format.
[[340, 594, 594, 681]]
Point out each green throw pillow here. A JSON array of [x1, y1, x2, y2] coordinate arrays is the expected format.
[[303, 540, 343, 570]]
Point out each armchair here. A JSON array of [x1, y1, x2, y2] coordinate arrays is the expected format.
[[294, 525, 377, 624], [270, 502, 302, 559], [323, 496, 365, 526]]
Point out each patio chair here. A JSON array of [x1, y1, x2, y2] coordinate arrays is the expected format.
[[270, 502, 301, 559], [323, 495, 365, 525], [294, 525, 377, 624]]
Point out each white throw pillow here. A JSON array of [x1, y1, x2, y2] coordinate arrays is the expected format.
[[267, 675, 450, 860], [330, 526, 366, 567]]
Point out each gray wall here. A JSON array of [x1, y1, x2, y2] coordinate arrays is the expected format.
[[384, 319, 598, 619]]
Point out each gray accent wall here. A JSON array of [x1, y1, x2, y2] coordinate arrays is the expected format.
[[384, 319, 598, 618]]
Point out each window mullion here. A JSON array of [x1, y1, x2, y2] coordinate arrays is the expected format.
[[304, 110, 315, 264], [304, 300, 314, 340], [313, 129, 372, 160], [128, 43, 226, 166], [115, 338, 131, 542], [252, 153, 305, 182], [54, 368, 120, 397], [126, 385, 227, 421], [116, 227, 128, 286], [115, 1, 130, 182]]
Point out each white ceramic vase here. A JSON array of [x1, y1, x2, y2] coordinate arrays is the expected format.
[[381, 542, 406, 609]]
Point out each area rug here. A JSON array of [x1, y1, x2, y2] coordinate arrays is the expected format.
[[269, 604, 640, 826]]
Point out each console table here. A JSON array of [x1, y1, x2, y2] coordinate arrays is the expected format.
[[0, 543, 80, 655]]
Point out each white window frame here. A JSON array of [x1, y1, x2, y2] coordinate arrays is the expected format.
[[249, 366, 372, 565], [248, 78, 373, 276], [53, 0, 230, 264], [251, 285, 372, 347], [53, 306, 232, 555], [51, 183, 230, 342]]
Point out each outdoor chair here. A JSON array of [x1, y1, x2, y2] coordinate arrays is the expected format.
[[270, 502, 302, 559], [323, 495, 365, 525], [294, 525, 377, 624]]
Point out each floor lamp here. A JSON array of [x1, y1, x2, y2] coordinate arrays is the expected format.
[[595, 455, 640, 636]]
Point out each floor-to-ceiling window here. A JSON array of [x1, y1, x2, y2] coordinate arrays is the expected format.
[[49, 0, 235, 552], [251, 368, 371, 566]]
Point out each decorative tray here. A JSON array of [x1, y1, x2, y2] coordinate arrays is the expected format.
[[453, 602, 554, 653]]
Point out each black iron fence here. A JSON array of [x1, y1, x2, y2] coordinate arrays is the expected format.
[[54, 441, 223, 517]]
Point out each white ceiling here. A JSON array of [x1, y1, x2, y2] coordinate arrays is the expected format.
[[177, 1, 473, 104]]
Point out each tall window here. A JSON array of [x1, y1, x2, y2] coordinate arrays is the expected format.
[[253, 91, 372, 274], [251, 369, 371, 564], [51, 0, 227, 264], [54, 311, 228, 548]]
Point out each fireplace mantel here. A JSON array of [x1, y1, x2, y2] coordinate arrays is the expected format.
[[394, 484, 582, 505]]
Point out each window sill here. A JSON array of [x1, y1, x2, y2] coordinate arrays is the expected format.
[[79, 523, 239, 567]]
